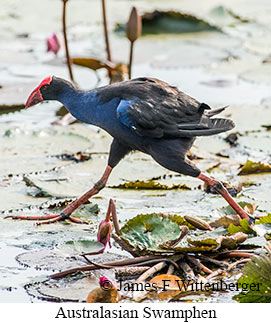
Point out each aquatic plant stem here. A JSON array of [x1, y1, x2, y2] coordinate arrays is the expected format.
[[136, 261, 167, 283], [50, 255, 161, 279], [110, 199, 120, 234], [128, 41, 134, 79], [62, 0, 74, 82], [186, 255, 213, 274], [101, 0, 112, 81]]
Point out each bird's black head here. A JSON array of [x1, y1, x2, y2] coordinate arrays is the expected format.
[[25, 76, 73, 108]]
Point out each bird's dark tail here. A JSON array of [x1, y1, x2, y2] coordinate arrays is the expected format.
[[205, 105, 229, 117], [198, 118, 235, 136]]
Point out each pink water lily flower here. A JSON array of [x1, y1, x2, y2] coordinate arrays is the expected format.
[[46, 33, 61, 55]]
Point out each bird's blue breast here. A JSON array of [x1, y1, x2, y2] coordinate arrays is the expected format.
[[60, 90, 150, 150]]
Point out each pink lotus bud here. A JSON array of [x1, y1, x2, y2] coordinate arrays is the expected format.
[[99, 276, 116, 290], [97, 218, 112, 248], [46, 33, 61, 55]]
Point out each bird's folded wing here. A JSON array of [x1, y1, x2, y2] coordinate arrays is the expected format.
[[116, 98, 222, 139]]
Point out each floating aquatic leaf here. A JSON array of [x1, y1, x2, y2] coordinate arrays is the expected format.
[[253, 213, 271, 238], [187, 237, 220, 248], [255, 214, 271, 225], [72, 57, 115, 71], [228, 219, 256, 235], [218, 232, 248, 249], [159, 226, 189, 248], [110, 180, 190, 190], [58, 240, 104, 255], [118, 213, 189, 252], [16, 249, 84, 271], [210, 214, 241, 229], [240, 236, 267, 248], [233, 253, 271, 303], [187, 227, 227, 250], [116, 10, 219, 35], [209, 6, 249, 27], [26, 274, 98, 302], [23, 176, 53, 198], [71, 58, 128, 82], [253, 223, 271, 239], [238, 160, 271, 175]]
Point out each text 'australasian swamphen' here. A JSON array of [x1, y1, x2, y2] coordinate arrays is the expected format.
[[16, 76, 251, 224]]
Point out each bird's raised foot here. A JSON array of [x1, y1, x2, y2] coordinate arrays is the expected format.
[[4, 213, 88, 225]]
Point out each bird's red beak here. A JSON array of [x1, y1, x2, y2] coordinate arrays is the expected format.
[[25, 76, 53, 109], [25, 87, 43, 109]]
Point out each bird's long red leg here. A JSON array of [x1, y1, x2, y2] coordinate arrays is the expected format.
[[198, 173, 252, 223], [6, 166, 112, 225]]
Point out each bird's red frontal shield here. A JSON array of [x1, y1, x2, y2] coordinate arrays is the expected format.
[[25, 76, 53, 108]]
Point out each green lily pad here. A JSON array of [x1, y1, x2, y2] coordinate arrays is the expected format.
[[187, 228, 226, 248], [118, 213, 189, 252], [116, 10, 219, 35], [58, 240, 104, 255], [234, 253, 271, 303], [228, 219, 256, 235]]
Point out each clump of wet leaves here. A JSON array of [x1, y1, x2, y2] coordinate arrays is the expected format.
[[238, 160, 271, 175], [36, 203, 271, 303], [110, 180, 190, 190], [115, 210, 257, 256]]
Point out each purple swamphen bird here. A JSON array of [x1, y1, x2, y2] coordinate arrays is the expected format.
[[14, 76, 251, 224]]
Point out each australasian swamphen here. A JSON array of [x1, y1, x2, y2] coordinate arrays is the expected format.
[[16, 76, 251, 224]]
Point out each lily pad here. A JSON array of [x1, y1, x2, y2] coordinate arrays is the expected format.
[[187, 227, 227, 249], [58, 240, 104, 255], [228, 219, 256, 235], [234, 254, 271, 303], [16, 249, 85, 271], [116, 10, 219, 35], [118, 213, 189, 252], [25, 274, 102, 302], [0, 128, 92, 177]]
